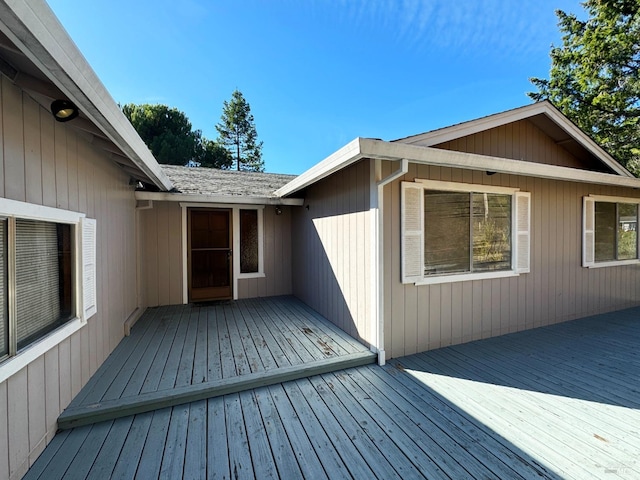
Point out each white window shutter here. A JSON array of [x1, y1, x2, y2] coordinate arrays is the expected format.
[[583, 197, 595, 267], [514, 192, 531, 273], [82, 217, 97, 320], [401, 182, 424, 283]]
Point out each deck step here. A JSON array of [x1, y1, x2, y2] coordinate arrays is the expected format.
[[58, 350, 377, 430]]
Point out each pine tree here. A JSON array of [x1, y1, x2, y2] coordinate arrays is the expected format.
[[529, 0, 640, 174], [215, 90, 264, 172]]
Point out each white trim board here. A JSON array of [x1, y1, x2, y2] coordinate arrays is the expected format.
[[138, 192, 303, 206], [0, 317, 84, 384]]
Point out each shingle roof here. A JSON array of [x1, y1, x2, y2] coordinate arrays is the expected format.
[[161, 165, 297, 198]]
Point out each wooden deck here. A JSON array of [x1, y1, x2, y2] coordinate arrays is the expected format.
[[26, 306, 640, 479], [57, 296, 376, 428]]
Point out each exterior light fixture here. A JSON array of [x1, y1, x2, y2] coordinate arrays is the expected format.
[[275, 206, 282, 215], [51, 99, 79, 122]]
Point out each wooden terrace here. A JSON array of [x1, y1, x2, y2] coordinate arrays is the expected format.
[[57, 296, 376, 429], [25, 303, 640, 479]]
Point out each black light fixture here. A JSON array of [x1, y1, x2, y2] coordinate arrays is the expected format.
[[275, 206, 282, 215], [51, 99, 79, 122]]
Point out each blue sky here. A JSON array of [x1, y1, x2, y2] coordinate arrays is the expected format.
[[47, 0, 584, 174]]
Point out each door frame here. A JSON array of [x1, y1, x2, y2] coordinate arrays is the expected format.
[[180, 203, 265, 303], [187, 207, 233, 302]]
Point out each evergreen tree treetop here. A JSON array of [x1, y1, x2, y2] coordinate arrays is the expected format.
[[529, 0, 640, 175], [216, 90, 264, 172]]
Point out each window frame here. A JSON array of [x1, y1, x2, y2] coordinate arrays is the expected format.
[[583, 194, 640, 268], [402, 180, 531, 285], [234, 206, 265, 279], [0, 198, 96, 381]]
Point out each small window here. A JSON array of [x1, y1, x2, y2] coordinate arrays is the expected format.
[[240, 209, 259, 273], [235, 207, 264, 278], [584, 196, 639, 266], [402, 180, 530, 284]]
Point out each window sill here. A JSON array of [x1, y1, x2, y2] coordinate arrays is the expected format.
[[586, 259, 640, 269], [0, 317, 84, 384], [415, 270, 520, 286], [237, 272, 266, 279]]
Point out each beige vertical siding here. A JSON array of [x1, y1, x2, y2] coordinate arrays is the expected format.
[[237, 205, 293, 299], [0, 77, 139, 479], [433, 119, 605, 170], [383, 160, 640, 359], [140, 201, 184, 307], [140, 202, 293, 306], [291, 160, 373, 347]]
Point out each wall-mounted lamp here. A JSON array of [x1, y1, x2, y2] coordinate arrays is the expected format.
[[51, 99, 79, 122], [275, 206, 282, 215], [486, 171, 497, 176], [305, 204, 310, 211]]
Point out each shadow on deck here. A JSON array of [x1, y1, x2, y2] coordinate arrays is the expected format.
[[58, 296, 375, 429]]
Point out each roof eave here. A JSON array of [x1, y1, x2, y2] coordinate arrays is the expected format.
[[135, 191, 304, 206], [360, 138, 640, 189], [0, 0, 173, 191], [275, 138, 366, 197]]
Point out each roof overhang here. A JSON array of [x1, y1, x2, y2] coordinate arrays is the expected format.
[[135, 191, 304, 206], [276, 137, 640, 197], [0, 0, 173, 191]]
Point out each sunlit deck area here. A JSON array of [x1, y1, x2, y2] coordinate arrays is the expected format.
[[26, 305, 640, 479]]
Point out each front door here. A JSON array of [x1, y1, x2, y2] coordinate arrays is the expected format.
[[188, 208, 232, 302]]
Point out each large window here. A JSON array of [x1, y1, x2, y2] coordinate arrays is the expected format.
[[402, 180, 530, 285], [583, 196, 639, 266], [424, 191, 512, 275], [0, 199, 96, 364]]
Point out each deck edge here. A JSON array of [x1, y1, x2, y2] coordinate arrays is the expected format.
[[57, 350, 377, 429]]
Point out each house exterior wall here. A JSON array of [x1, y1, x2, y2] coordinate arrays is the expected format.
[[140, 201, 184, 307], [291, 160, 373, 347], [382, 160, 640, 359], [140, 201, 293, 306], [237, 205, 293, 299], [0, 77, 139, 479]]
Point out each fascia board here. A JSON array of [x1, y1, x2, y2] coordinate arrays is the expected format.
[[397, 103, 551, 146], [0, 0, 173, 191], [359, 138, 640, 190], [275, 138, 365, 197], [135, 191, 304, 206]]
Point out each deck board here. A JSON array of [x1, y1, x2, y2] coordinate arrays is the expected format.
[[27, 304, 640, 480], [206, 396, 230, 480]]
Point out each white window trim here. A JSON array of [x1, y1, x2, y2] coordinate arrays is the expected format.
[[583, 194, 640, 268], [403, 180, 531, 286], [0, 318, 83, 384], [233, 206, 265, 280], [0, 198, 96, 381], [416, 270, 520, 286], [415, 179, 519, 196]]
